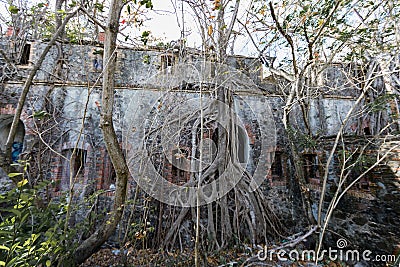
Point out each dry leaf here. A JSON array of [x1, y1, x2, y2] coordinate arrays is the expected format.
[[208, 25, 213, 36]]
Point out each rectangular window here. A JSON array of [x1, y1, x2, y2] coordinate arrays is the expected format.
[[19, 44, 31, 65], [268, 151, 286, 186], [102, 153, 116, 190], [72, 149, 86, 179], [161, 54, 175, 73], [61, 149, 86, 191], [271, 152, 283, 180], [91, 49, 104, 72]]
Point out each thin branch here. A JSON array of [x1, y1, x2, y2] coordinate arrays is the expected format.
[[269, 1, 298, 76], [224, 0, 240, 47], [80, 7, 106, 30]]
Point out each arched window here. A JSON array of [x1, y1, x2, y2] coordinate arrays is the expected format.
[[0, 115, 25, 162]]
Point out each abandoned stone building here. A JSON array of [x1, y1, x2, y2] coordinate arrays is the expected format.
[[0, 37, 399, 261]]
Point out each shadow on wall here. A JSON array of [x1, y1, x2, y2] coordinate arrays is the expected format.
[[0, 115, 25, 163]]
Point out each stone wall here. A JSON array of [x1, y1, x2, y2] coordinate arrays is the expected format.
[[0, 40, 399, 262]]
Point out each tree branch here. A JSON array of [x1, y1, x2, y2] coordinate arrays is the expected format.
[[269, 2, 298, 76], [73, 0, 130, 264], [80, 7, 106, 31]]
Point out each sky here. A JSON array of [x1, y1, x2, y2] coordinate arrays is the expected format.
[[133, 0, 259, 56], [0, 0, 260, 56]]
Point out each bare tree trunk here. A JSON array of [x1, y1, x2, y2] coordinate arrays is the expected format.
[[73, 0, 130, 264], [377, 55, 400, 131], [55, 0, 66, 33]]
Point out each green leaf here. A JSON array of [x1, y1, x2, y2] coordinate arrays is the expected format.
[[17, 179, 28, 187], [68, 1, 77, 8], [9, 5, 19, 14], [33, 110, 49, 119], [20, 212, 30, 224], [8, 173, 22, 178], [0, 245, 9, 251], [143, 54, 150, 64], [92, 49, 103, 55], [146, 2, 153, 9], [140, 0, 153, 9], [94, 3, 104, 12], [6, 256, 21, 267], [46, 260, 51, 267], [141, 30, 150, 45], [9, 209, 21, 217]]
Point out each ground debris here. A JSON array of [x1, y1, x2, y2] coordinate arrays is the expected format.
[[80, 247, 349, 267]]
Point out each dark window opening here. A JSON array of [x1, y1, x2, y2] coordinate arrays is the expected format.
[[271, 152, 283, 180], [359, 177, 370, 190], [103, 153, 116, 190], [303, 153, 319, 182], [60, 148, 86, 191], [92, 49, 104, 71], [161, 54, 175, 72], [237, 126, 249, 164], [93, 58, 103, 71], [72, 149, 86, 178], [363, 127, 371, 135], [19, 44, 31, 65]]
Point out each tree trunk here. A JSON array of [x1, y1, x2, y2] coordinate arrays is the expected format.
[[73, 0, 129, 264], [377, 55, 400, 131]]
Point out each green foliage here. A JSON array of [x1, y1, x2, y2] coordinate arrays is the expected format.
[[65, 23, 85, 44], [143, 54, 150, 64], [337, 149, 375, 174], [92, 49, 104, 55], [133, 0, 154, 9], [141, 31, 151, 45], [287, 127, 317, 149], [0, 184, 52, 265], [252, 0, 400, 68], [94, 3, 104, 12], [0, 163, 68, 266], [32, 111, 49, 120], [68, 1, 77, 8], [8, 5, 19, 14], [28, 3, 55, 39], [366, 94, 397, 113]]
